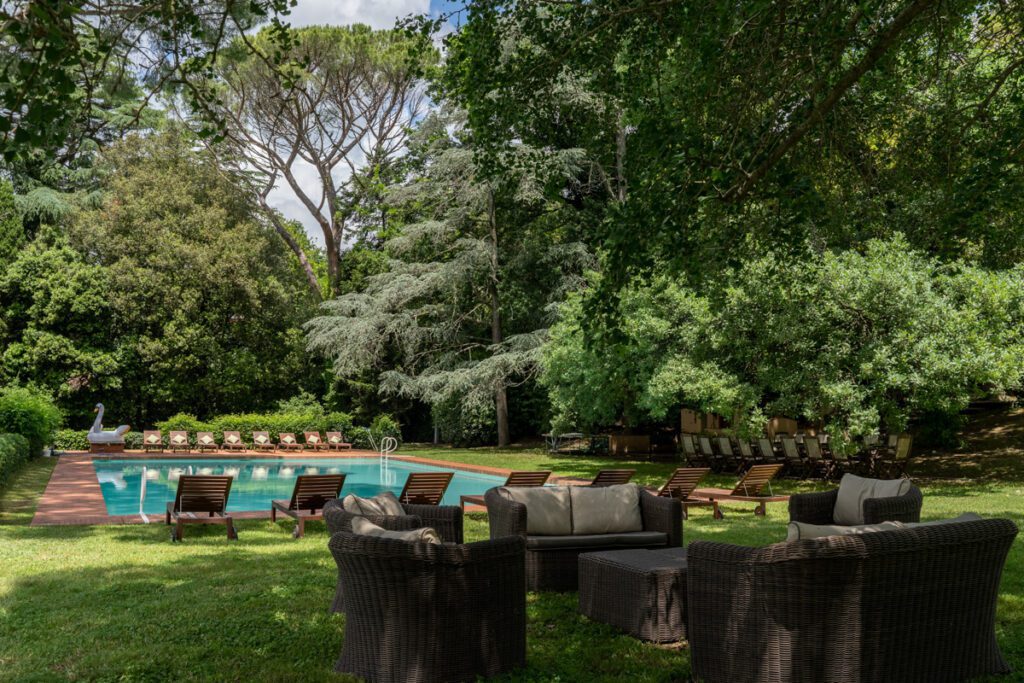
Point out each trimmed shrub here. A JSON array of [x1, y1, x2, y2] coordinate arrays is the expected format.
[[0, 433, 30, 486], [156, 410, 360, 445], [53, 429, 90, 451], [0, 387, 62, 456]]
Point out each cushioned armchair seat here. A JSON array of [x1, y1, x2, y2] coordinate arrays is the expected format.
[[328, 531, 526, 683], [485, 484, 681, 591], [789, 479, 923, 526], [687, 518, 1018, 683], [323, 498, 464, 612]]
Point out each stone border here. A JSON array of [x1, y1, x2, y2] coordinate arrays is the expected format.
[[32, 450, 580, 526]]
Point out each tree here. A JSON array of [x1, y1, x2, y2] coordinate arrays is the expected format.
[[0, 179, 22, 263], [543, 237, 1024, 445], [196, 24, 435, 299], [306, 111, 593, 445], [0, 128, 322, 426], [0, 0, 293, 162]]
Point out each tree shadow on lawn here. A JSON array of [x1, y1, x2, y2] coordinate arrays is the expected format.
[[1, 540, 347, 682]]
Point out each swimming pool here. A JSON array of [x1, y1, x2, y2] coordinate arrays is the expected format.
[[92, 457, 506, 516]]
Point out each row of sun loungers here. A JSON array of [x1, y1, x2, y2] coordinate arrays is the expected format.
[[169, 467, 671, 540], [144, 430, 352, 453], [681, 432, 912, 479], [169, 470, 455, 541]]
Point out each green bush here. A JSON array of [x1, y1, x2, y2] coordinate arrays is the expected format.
[[53, 429, 90, 451], [52, 429, 145, 452], [0, 433, 30, 486], [350, 414, 402, 449], [0, 386, 62, 456], [156, 410, 358, 444]]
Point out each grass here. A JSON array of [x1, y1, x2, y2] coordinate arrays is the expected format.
[[1, 427, 1023, 681]]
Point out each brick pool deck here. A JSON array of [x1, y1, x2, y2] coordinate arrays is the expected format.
[[32, 450, 579, 526]]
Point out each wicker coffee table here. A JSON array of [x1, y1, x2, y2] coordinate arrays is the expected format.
[[578, 547, 688, 643]]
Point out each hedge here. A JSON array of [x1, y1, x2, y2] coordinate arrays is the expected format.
[[0, 433, 30, 486], [0, 387, 62, 457], [53, 412, 400, 451]]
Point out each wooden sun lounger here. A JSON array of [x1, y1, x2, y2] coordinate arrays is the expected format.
[[252, 431, 275, 451], [168, 431, 191, 453], [304, 431, 328, 451], [459, 470, 552, 509], [196, 431, 218, 453], [142, 430, 164, 453], [398, 471, 454, 505], [271, 474, 346, 537], [648, 467, 715, 518], [222, 431, 246, 451], [325, 432, 352, 450], [165, 475, 237, 541], [690, 464, 787, 519], [589, 469, 635, 487], [278, 432, 303, 452]]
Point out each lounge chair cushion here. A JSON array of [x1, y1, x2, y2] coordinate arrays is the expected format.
[[199, 435, 214, 445], [904, 513, 982, 528], [254, 434, 269, 444], [525, 531, 667, 550], [834, 474, 912, 525], [569, 484, 643, 535], [225, 434, 240, 444], [145, 434, 160, 444], [787, 520, 905, 542], [499, 486, 572, 535], [342, 491, 405, 517], [351, 516, 440, 544], [170, 434, 187, 445]]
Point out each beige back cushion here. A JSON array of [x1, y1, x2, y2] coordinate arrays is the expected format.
[[787, 520, 905, 542], [499, 486, 572, 535], [834, 474, 912, 525], [570, 484, 643, 535], [342, 491, 405, 517], [351, 516, 440, 544]]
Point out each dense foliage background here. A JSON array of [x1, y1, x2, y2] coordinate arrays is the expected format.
[[1, 3, 1023, 448]]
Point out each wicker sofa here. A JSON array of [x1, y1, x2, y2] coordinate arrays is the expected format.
[[789, 480, 923, 525], [687, 517, 1018, 683], [484, 484, 682, 591], [328, 531, 526, 683], [323, 498, 463, 612]]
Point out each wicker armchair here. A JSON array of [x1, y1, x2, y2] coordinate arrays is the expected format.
[[788, 484, 923, 525], [327, 532, 527, 683], [687, 518, 1018, 683], [485, 487, 681, 591], [323, 499, 464, 612]]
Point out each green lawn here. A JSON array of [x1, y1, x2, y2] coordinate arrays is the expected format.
[[1, 444, 1023, 682]]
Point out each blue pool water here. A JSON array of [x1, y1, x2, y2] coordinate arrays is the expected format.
[[92, 457, 506, 515]]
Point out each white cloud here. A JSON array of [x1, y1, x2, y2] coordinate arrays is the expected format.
[[284, 0, 429, 30]]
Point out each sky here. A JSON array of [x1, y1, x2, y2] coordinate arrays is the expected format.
[[265, 0, 461, 245]]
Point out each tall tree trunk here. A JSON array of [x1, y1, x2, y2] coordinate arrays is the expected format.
[[261, 201, 323, 301], [487, 188, 510, 447], [615, 108, 627, 202]]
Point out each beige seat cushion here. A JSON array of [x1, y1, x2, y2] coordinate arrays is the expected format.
[[342, 491, 406, 517], [499, 486, 572, 535], [905, 513, 982, 528], [787, 520, 905, 542], [834, 474, 912, 525], [569, 484, 643, 535], [351, 516, 440, 544]]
